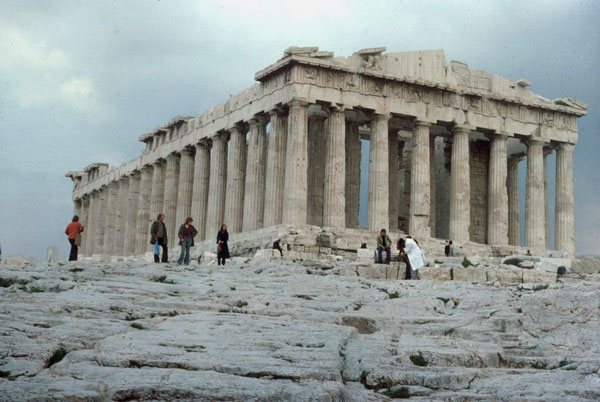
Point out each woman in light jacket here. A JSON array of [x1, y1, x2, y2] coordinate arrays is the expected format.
[[404, 236, 426, 280]]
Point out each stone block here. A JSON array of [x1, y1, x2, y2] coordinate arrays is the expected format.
[[317, 232, 335, 247], [356, 248, 373, 260], [304, 245, 319, 254], [46, 247, 59, 263], [5, 256, 25, 265], [486, 267, 522, 283], [519, 260, 535, 269], [523, 269, 556, 283], [571, 257, 600, 274], [452, 266, 487, 282], [356, 264, 400, 280], [418, 267, 452, 281]]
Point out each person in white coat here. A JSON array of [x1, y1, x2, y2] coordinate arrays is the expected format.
[[404, 236, 426, 279]]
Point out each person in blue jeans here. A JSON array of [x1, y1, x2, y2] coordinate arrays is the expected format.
[[177, 217, 198, 265], [377, 228, 392, 264]]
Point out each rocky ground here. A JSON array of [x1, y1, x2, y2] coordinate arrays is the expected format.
[[0, 259, 599, 401]]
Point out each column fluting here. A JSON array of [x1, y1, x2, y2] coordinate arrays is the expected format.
[[85, 192, 97, 256], [555, 143, 575, 256], [124, 172, 140, 256], [162, 154, 180, 249], [323, 106, 346, 228], [191, 142, 211, 239], [175, 149, 195, 234], [135, 166, 153, 255], [307, 115, 326, 226], [95, 187, 107, 254], [388, 127, 399, 231], [409, 121, 431, 238], [243, 117, 268, 232], [263, 110, 288, 227], [113, 177, 128, 256], [487, 133, 509, 245], [206, 133, 228, 238], [368, 114, 390, 231], [282, 100, 309, 225], [525, 139, 546, 250], [507, 155, 523, 246], [449, 126, 471, 242], [345, 121, 361, 229], [224, 126, 247, 233], [148, 161, 165, 250]]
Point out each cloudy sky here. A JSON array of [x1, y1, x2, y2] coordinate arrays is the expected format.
[[1, 0, 598, 260]]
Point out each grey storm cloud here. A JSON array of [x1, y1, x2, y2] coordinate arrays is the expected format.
[[0, 0, 598, 259]]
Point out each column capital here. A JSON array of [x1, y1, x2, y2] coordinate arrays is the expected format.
[[141, 163, 153, 173], [452, 124, 475, 134], [165, 153, 179, 162], [486, 131, 509, 141], [212, 132, 229, 142], [526, 138, 546, 147], [288, 99, 309, 108], [249, 114, 269, 126], [308, 113, 327, 121], [195, 140, 211, 150], [267, 107, 287, 118], [413, 119, 433, 128], [557, 142, 575, 152], [329, 103, 346, 113], [373, 113, 392, 122], [508, 153, 525, 163], [129, 170, 141, 179], [179, 148, 194, 157], [543, 147, 554, 157]]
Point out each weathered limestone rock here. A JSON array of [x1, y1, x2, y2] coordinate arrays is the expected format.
[[523, 269, 556, 283], [486, 267, 523, 283], [453, 266, 487, 282], [418, 266, 452, 280]]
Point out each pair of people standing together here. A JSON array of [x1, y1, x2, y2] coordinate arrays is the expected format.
[[150, 214, 198, 265], [377, 228, 426, 280], [150, 214, 229, 266]]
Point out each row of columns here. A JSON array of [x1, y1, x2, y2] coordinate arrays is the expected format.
[[74, 101, 576, 257]]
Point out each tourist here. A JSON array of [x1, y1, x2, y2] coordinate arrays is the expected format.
[[397, 237, 412, 279], [273, 239, 284, 257], [177, 217, 198, 265], [150, 214, 168, 263], [65, 215, 84, 261], [217, 224, 230, 265], [445, 240, 454, 257], [376, 228, 392, 264], [404, 236, 426, 279]]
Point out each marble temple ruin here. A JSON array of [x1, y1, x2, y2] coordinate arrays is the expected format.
[[66, 47, 587, 258]]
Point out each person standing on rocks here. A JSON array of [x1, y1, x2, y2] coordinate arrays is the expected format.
[[404, 236, 426, 279], [376, 229, 392, 264], [65, 215, 84, 261], [150, 214, 168, 263], [177, 217, 198, 265], [445, 240, 454, 257], [217, 224, 229, 266]]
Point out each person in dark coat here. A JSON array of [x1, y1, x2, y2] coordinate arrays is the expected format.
[[217, 224, 229, 266], [177, 217, 198, 265], [150, 214, 168, 263]]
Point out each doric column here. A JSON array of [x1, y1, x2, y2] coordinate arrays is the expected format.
[[282, 100, 309, 225], [80, 196, 90, 256], [263, 110, 288, 227], [225, 126, 247, 233], [162, 154, 180, 249], [345, 120, 361, 228], [449, 126, 471, 242], [487, 133, 509, 245], [103, 181, 118, 255], [148, 161, 165, 249], [368, 113, 390, 231], [114, 177, 128, 256], [95, 187, 107, 255], [243, 117, 268, 231], [191, 142, 211, 240], [74, 199, 82, 219], [409, 121, 431, 238], [399, 140, 412, 232], [85, 192, 97, 256], [429, 135, 437, 237], [543, 149, 552, 249], [388, 127, 399, 231], [206, 133, 228, 238], [507, 154, 523, 246], [307, 115, 326, 226], [124, 172, 140, 256], [323, 106, 346, 228], [525, 139, 546, 249], [555, 143, 575, 256], [135, 166, 153, 255], [175, 149, 195, 233]]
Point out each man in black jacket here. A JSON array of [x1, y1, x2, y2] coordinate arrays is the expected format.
[[150, 214, 168, 263]]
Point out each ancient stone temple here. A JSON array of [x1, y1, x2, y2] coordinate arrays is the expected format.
[[67, 47, 587, 258]]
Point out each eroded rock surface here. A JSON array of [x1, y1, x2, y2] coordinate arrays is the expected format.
[[0, 260, 599, 401]]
